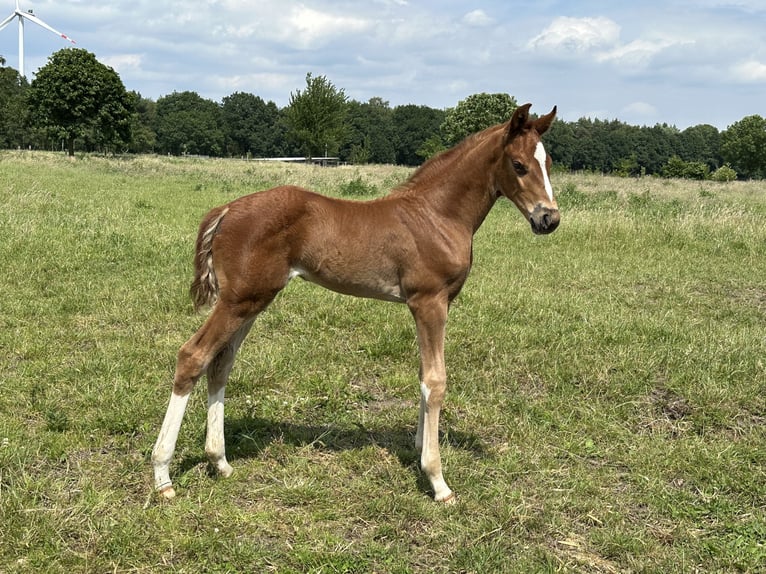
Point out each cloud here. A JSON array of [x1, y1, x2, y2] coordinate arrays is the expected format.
[[213, 2, 373, 49], [597, 38, 687, 68], [527, 16, 620, 54], [623, 101, 658, 118], [462, 10, 493, 27], [284, 5, 371, 49], [731, 59, 766, 82], [528, 16, 692, 74], [99, 54, 143, 72], [212, 72, 293, 94]]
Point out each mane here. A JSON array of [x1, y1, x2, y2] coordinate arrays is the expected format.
[[389, 123, 507, 196]]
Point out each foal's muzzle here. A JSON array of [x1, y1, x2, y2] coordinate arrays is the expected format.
[[529, 205, 560, 234]]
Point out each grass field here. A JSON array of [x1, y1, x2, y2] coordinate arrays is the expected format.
[[1, 151, 764, 573]]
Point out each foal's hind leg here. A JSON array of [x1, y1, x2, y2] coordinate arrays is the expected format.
[[152, 301, 260, 498], [205, 318, 254, 479]]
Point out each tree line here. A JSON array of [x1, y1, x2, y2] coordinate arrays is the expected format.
[[1, 48, 765, 178]]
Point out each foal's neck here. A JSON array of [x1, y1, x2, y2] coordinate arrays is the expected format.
[[393, 127, 504, 234]]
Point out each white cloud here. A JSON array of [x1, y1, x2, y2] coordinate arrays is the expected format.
[[99, 54, 143, 72], [597, 38, 687, 68], [284, 5, 371, 49], [212, 72, 293, 94], [447, 79, 469, 93], [463, 9, 492, 27], [623, 101, 658, 117], [527, 16, 620, 53], [528, 16, 692, 73], [731, 59, 766, 82], [219, 24, 258, 40]]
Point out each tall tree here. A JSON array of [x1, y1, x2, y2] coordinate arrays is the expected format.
[[341, 97, 396, 164], [0, 56, 28, 148], [440, 93, 518, 146], [221, 91, 283, 157], [721, 115, 766, 179], [26, 48, 133, 155], [285, 73, 347, 158], [154, 91, 224, 156], [544, 119, 575, 169], [569, 118, 609, 172], [127, 93, 157, 154], [391, 104, 445, 166], [678, 124, 721, 170]]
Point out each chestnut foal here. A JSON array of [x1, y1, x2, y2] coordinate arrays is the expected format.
[[152, 103, 560, 503]]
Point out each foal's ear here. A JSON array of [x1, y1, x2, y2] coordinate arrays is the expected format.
[[533, 106, 557, 136], [506, 103, 533, 142]]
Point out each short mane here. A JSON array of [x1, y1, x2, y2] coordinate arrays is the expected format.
[[390, 123, 506, 196]]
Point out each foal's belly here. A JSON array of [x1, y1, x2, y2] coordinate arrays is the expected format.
[[288, 265, 406, 303], [290, 267, 406, 303]]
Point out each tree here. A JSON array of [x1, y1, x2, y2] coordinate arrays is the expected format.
[[391, 104, 445, 166], [221, 91, 283, 157], [127, 93, 157, 154], [569, 118, 609, 172], [544, 119, 576, 169], [440, 93, 518, 146], [26, 48, 133, 155], [634, 124, 678, 175], [154, 91, 225, 156], [416, 134, 447, 161], [678, 124, 721, 170], [0, 56, 28, 148], [721, 115, 766, 179], [340, 97, 396, 164], [285, 73, 347, 158]]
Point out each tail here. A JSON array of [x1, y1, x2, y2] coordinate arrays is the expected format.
[[190, 206, 229, 312]]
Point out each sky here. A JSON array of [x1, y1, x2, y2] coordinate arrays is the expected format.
[[1, 0, 765, 129]]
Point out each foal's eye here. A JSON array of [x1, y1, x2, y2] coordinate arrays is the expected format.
[[512, 161, 527, 175]]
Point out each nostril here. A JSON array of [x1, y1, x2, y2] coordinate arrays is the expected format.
[[530, 206, 560, 234]]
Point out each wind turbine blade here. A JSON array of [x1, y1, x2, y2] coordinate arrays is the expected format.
[[21, 12, 75, 43], [0, 12, 17, 31]]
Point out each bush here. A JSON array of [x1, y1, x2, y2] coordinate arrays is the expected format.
[[661, 156, 710, 180], [710, 163, 737, 182], [338, 176, 378, 197]]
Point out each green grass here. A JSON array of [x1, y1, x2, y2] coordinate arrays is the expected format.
[[1, 152, 764, 572]]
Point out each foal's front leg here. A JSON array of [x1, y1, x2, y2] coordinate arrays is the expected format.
[[409, 295, 455, 503]]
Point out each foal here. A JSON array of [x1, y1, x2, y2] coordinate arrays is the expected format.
[[152, 103, 560, 503]]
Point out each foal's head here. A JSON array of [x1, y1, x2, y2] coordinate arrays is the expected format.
[[498, 103, 560, 235]]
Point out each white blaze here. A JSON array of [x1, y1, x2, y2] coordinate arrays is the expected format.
[[534, 141, 554, 202]]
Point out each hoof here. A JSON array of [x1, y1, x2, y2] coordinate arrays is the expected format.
[[437, 492, 457, 504], [159, 485, 176, 500], [219, 464, 234, 479]]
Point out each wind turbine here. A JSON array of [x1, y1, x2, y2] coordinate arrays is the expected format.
[[0, 0, 75, 78]]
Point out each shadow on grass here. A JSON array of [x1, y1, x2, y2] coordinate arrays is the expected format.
[[176, 415, 487, 498]]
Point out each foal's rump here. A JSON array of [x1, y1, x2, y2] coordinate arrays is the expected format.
[[190, 205, 229, 311], [189, 186, 305, 311]]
